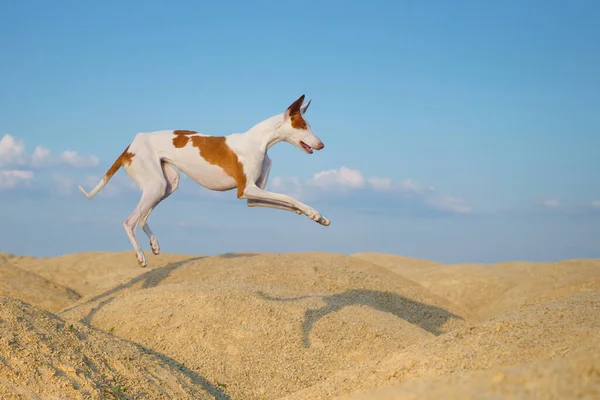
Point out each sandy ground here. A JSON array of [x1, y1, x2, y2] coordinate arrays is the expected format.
[[1, 250, 598, 399]]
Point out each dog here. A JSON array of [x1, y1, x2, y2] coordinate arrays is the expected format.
[[78, 95, 330, 267]]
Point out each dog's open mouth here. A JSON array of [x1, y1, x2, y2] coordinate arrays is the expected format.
[[300, 141, 314, 154]]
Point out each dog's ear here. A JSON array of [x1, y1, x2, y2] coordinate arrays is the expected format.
[[300, 98, 311, 115], [284, 94, 305, 119]]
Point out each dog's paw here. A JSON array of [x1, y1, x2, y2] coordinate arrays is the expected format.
[[135, 252, 147, 268], [150, 237, 160, 255], [318, 216, 331, 226], [306, 208, 322, 222]]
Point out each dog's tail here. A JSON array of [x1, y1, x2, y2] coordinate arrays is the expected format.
[[78, 145, 133, 200]]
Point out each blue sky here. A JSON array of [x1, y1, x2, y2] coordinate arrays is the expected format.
[[1, 0, 599, 263]]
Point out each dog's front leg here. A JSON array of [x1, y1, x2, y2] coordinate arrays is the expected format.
[[247, 199, 303, 214], [241, 184, 330, 226], [246, 155, 302, 214]]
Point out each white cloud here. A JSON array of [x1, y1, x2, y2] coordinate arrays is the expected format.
[[308, 166, 365, 191], [0, 169, 35, 190], [59, 150, 100, 168], [529, 198, 600, 214], [399, 179, 435, 195], [0, 134, 27, 166], [269, 176, 304, 199], [0, 133, 99, 168], [396, 179, 472, 214], [30, 146, 52, 167], [368, 177, 392, 190], [269, 166, 472, 214], [538, 198, 561, 208], [424, 193, 472, 214]]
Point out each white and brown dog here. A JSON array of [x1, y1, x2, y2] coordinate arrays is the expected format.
[[78, 95, 330, 267]]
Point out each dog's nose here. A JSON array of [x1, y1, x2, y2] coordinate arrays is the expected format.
[[315, 141, 325, 150]]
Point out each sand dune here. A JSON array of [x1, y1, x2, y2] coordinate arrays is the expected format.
[[1, 250, 598, 399], [342, 343, 600, 400], [351, 253, 444, 278], [59, 252, 473, 399], [0, 296, 229, 400], [285, 290, 600, 399], [6, 251, 194, 298], [0, 258, 80, 312], [353, 252, 600, 320]]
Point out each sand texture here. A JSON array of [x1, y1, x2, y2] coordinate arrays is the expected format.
[[0, 257, 81, 313], [1, 250, 599, 399], [353, 253, 600, 321], [0, 296, 230, 399]]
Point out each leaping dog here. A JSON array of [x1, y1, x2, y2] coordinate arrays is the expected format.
[[78, 95, 330, 267]]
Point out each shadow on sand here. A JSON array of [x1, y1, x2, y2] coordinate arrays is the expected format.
[[218, 252, 258, 259], [56, 253, 260, 399], [66, 308, 232, 399], [61, 252, 258, 317], [257, 289, 464, 348], [60, 256, 207, 316], [56, 254, 250, 399], [128, 340, 231, 400]]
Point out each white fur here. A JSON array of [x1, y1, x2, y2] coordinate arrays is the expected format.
[[78, 95, 329, 267]]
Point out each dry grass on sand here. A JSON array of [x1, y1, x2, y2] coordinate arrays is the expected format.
[[1, 250, 599, 399]]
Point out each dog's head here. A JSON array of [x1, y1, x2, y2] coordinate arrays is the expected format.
[[280, 94, 324, 154]]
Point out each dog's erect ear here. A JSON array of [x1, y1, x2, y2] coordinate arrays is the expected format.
[[284, 94, 305, 119], [300, 98, 311, 115]]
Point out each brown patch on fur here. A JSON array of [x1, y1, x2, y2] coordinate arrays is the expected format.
[[172, 130, 197, 148], [286, 95, 308, 130], [103, 145, 135, 181], [190, 136, 247, 198], [172, 135, 190, 148], [290, 113, 308, 129]]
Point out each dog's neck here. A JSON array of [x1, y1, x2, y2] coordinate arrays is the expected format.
[[242, 114, 287, 151]]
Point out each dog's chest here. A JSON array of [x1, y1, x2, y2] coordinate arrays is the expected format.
[[237, 151, 265, 178]]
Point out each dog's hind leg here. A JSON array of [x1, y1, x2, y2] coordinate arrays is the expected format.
[[140, 161, 180, 256], [122, 152, 168, 267]]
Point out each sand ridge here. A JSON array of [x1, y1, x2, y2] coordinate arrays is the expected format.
[[59, 252, 473, 399], [0, 296, 227, 400], [0, 259, 81, 313], [284, 290, 600, 399], [5, 251, 195, 298], [0, 250, 599, 399], [341, 343, 600, 400], [353, 253, 600, 320]]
